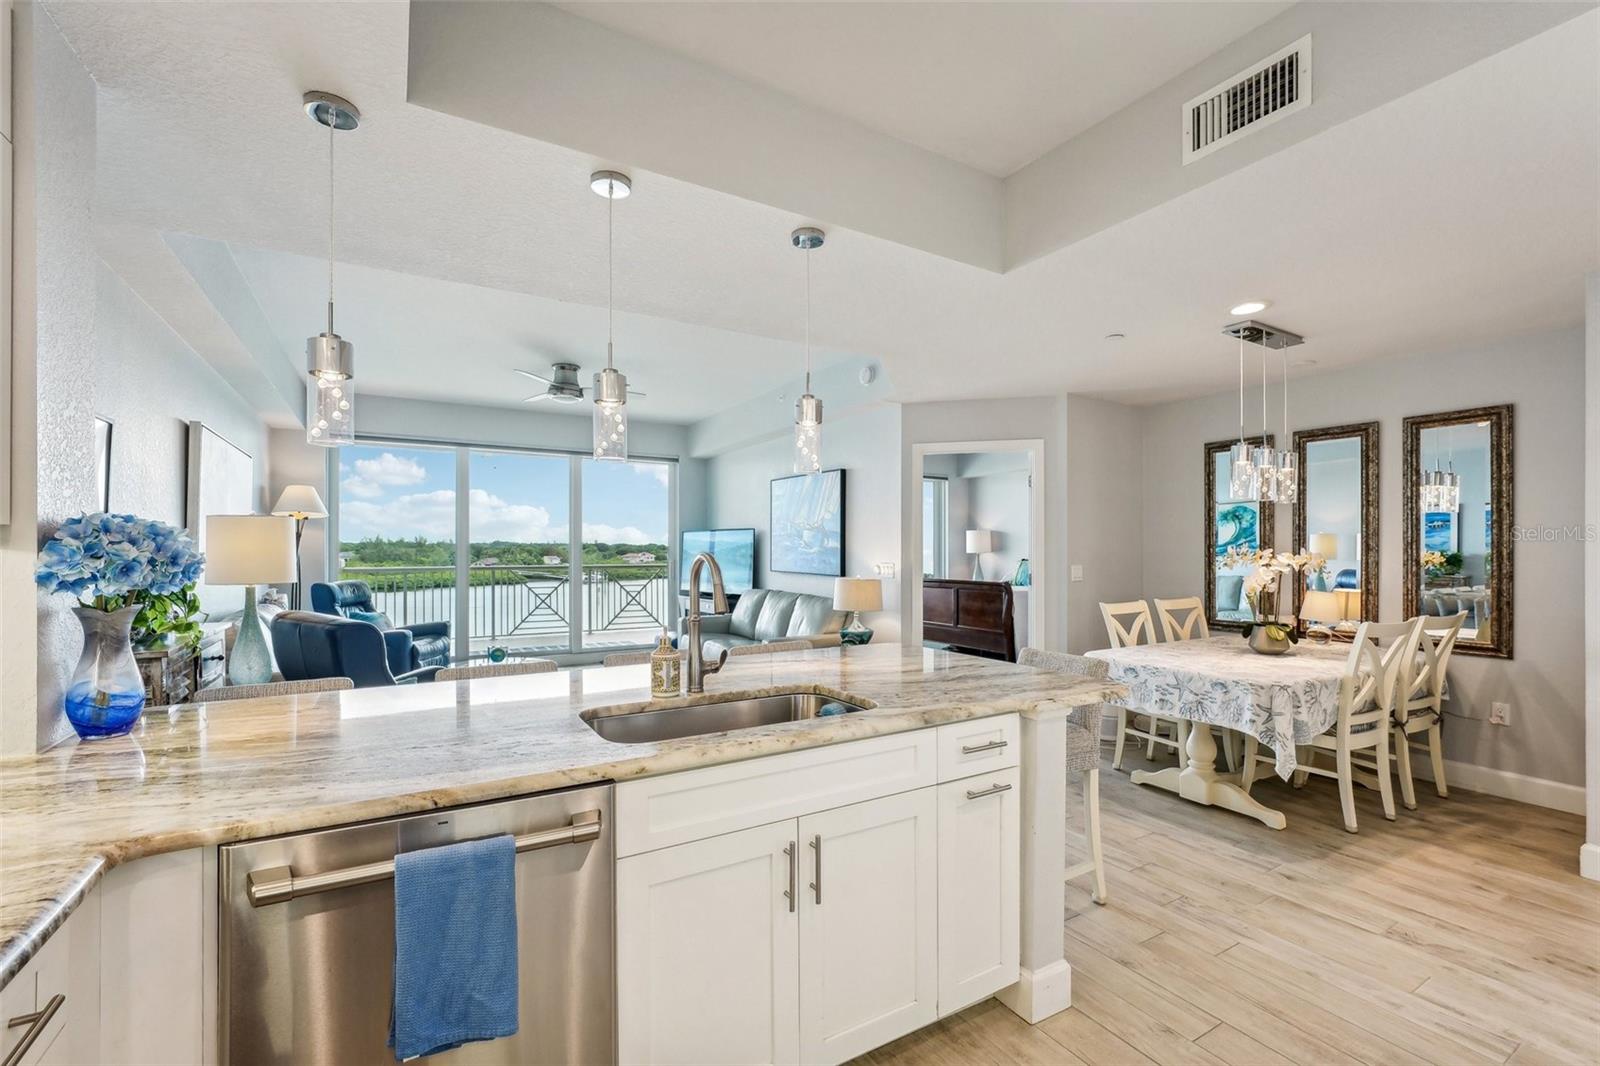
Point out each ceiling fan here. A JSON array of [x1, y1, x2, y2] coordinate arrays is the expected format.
[[516, 362, 645, 405]]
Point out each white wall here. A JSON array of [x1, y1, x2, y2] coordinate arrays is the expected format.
[[95, 264, 268, 526], [1585, 273, 1599, 874], [1064, 394, 1144, 654], [1139, 327, 1587, 789], [0, 5, 98, 754], [704, 404, 902, 641], [962, 469, 1030, 582]]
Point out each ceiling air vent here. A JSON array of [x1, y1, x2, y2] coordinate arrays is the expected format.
[[1183, 35, 1312, 165]]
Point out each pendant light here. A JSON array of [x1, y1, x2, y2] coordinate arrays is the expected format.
[[791, 227, 825, 474], [1275, 343, 1297, 505], [302, 91, 359, 448], [1422, 425, 1460, 511], [1227, 331, 1257, 501], [591, 170, 632, 462], [1252, 337, 1280, 503]]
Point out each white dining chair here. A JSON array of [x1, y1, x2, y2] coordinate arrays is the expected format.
[[1392, 611, 1466, 809], [1151, 596, 1237, 773], [1099, 599, 1186, 770], [435, 659, 559, 681], [1018, 647, 1109, 904], [1242, 617, 1424, 832]]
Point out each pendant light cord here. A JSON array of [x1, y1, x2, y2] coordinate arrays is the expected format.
[[326, 116, 335, 335], [804, 247, 812, 394], [1260, 336, 1268, 447], [606, 179, 615, 370], [1237, 334, 1245, 444], [1280, 344, 1289, 446]]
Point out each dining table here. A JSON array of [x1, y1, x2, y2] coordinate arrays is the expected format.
[[1087, 635, 1359, 829]]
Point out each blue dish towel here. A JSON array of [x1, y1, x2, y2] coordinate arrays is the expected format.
[[388, 835, 519, 1061]]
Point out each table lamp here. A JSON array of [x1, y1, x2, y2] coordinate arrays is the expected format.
[[1308, 532, 1339, 591], [833, 577, 883, 646], [965, 529, 995, 581], [1301, 587, 1361, 639], [206, 515, 297, 685], [270, 485, 329, 611]]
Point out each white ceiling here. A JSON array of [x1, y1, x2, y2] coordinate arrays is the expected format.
[[555, 1, 1292, 177], [50, 1, 1600, 422], [228, 244, 852, 421]]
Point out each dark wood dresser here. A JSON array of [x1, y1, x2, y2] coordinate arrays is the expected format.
[[135, 626, 229, 706]]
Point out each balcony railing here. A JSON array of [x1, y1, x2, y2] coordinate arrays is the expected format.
[[339, 562, 672, 651]]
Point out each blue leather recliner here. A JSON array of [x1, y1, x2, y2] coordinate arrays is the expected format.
[[309, 580, 451, 673], [270, 611, 443, 688]]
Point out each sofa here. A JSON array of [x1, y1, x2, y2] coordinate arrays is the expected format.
[[309, 580, 451, 674], [270, 611, 444, 688], [677, 588, 846, 657]]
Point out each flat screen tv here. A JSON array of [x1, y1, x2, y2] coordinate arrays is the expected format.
[[680, 528, 756, 595]]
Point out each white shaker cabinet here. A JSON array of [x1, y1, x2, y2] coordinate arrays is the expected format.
[[797, 788, 938, 1065], [616, 820, 801, 1066], [935, 767, 1020, 1015], [1, 886, 100, 1066]]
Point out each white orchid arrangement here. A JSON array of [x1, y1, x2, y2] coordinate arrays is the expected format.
[[1220, 546, 1325, 644]]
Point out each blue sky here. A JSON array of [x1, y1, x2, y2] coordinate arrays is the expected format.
[[338, 444, 668, 545]]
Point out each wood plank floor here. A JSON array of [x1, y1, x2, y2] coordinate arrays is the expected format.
[[853, 747, 1600, 1066]]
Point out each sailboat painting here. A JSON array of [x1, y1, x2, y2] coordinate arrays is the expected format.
[[770, 469, 846, 576]]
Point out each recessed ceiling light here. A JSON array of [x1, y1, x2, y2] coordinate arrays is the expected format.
[[1230, 300, 1269, 316]]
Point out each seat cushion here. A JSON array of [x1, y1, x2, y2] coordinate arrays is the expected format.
[[349, 609, 391, 629], [727, 590, 768, 639], [705, 635, 764, 658], [753, 591, 800, 641], [1216, 575, 1244, 613], [786, 594, 846, 638]]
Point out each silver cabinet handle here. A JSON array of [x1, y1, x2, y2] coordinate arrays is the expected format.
[[5, 993, 65, 1066], [966, 782, 1013, 800], [783, 841, 797, 913], [961, 739, 1008, 755], [247, 809, 602, 907], [809, 835, 822, 905]]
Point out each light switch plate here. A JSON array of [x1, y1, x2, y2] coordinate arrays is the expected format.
[[1069, 565, 1084, 582], [1489, 702, 1511, 726]]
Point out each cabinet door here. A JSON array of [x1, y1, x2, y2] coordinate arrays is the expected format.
[[937, 768, 1020, 1016], [798, 788, 937, 1066], [617, 820, 800, 1066]]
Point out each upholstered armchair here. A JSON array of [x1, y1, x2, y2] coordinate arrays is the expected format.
[[309, 580, 451, 672], [270, 611, 443, 688]]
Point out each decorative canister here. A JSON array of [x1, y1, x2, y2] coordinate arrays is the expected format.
[[649, 630, 681, 698]]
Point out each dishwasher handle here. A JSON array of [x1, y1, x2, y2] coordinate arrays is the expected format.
[[246, 809, 602, 907]]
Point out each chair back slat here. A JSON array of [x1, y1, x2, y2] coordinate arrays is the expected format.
[[1100, 600, 1156, 648], [1339, 618, 1424, 735], [1153, 597, 1209, 642], [1401, 612, 1465, 720]]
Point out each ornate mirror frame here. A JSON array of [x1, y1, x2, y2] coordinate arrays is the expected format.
[[1402, 404, 1514, 659], [1292, 421, 1380, 621], [1203, 435, 1275, 632]]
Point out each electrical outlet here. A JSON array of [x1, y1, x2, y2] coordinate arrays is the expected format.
[[1489, 702, 1511, 726], [874, 562, 896, 579], [1070, 565, 1084, 582]]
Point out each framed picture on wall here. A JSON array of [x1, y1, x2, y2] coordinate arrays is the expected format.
[[1423, 510, 1457, 553], [94, 417, 113, 512], [769, 469, 845, 576]]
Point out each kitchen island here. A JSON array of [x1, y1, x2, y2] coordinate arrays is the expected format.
[[0, 643, 1120, 1062]]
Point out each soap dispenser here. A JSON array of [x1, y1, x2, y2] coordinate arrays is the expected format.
[[649, 628, 681, 698]]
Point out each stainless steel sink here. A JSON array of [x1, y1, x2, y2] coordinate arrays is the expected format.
[[583, 691, 866, 744]]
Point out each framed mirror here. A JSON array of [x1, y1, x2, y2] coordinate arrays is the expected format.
[[1293, 422, 1379, 624], [1403, 405, 1513, 658], [1204, 435, 1275, 631]]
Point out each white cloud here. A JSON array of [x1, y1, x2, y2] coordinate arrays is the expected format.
[[636, 463, 669, 488], [468, 489, 563, 543], [583, 522, 660, 545], [341, 452, 428, 501], [340, 485, 663, 546]]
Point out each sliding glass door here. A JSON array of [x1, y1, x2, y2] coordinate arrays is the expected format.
[[333, 442, 674, 660]]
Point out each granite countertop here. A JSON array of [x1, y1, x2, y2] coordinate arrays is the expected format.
[[0, 643, 1121, 989]]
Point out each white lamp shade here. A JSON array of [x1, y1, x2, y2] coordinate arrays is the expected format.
[[1300, 589, 1341, 623], [1335, 588, 1361, 621], [965, 529, 995, 554], [833, 577, 883, 613], [271, 484, 328, 519], [205, 515, 298, 585], [1309, 532, 1339, 559]]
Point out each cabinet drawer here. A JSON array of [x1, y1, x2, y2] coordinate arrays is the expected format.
[[1, 890, 99, 1066], [616, 730, 937, 857], [936, 715, 1019, 782]]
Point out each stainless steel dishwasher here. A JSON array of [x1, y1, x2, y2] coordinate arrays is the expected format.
[[219, 783, 614, 1065]]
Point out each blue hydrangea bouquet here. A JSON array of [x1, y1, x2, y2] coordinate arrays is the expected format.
[[36, 513, 205, 738]]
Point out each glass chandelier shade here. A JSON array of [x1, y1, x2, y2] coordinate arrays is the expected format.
[[303, 92, 359, 448], [1228, 440, 1258, 501], [1273, 344, 1297, 504], [592, 172, 632, 461], [1421, 467, 1460, 511]]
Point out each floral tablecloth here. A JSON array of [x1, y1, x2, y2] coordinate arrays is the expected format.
[[1087, 636, 1356, 780]]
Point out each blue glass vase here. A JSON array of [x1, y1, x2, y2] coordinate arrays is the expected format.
[[65, 606, 147, 739]]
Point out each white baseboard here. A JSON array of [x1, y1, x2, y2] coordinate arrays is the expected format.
[[996, 960, 1071, 1024], [1581, 843, 1600, 882], [1406, 753, 1584, 815]]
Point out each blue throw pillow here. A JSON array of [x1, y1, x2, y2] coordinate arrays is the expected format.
[[349, 609, 391, 630]]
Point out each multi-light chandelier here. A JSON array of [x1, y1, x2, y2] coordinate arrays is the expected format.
[[590, 170, 633, 461], [1421, 425, 1461, 511], [302, 91, 360, 448], [790, 227, 826, 474], [1225, 320, 1302, 504]]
